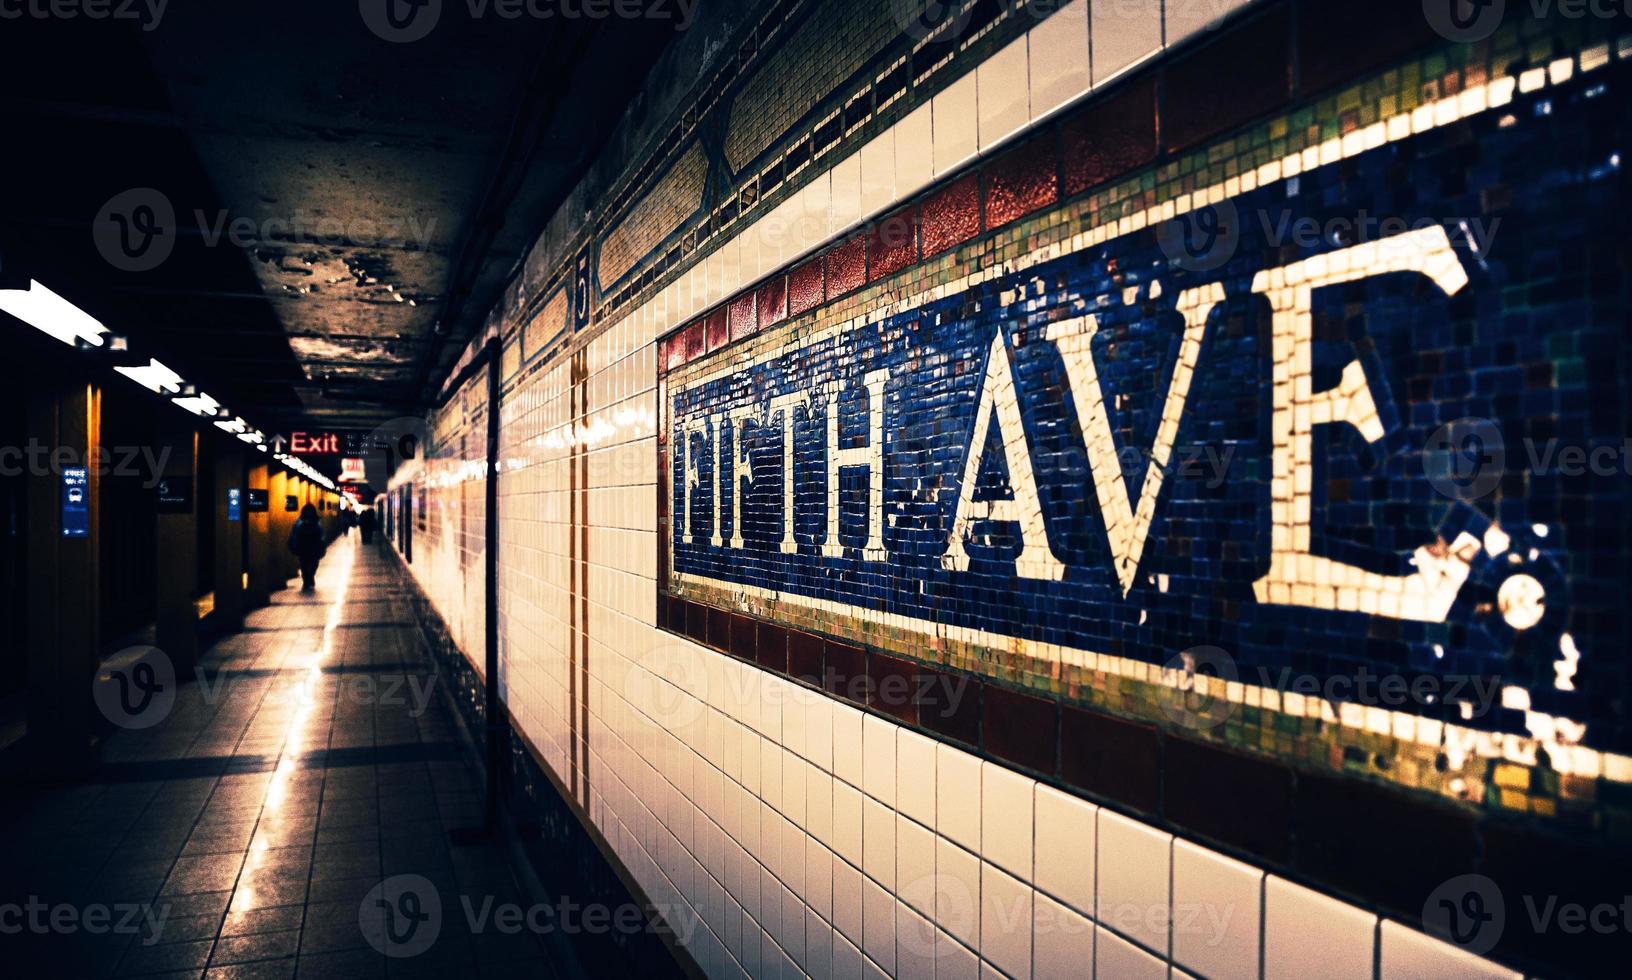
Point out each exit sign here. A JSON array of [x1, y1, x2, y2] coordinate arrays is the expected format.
[[290, 431, 343, 454]]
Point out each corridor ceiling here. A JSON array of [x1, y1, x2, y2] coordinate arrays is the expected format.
[[0, 3, 678, 433]]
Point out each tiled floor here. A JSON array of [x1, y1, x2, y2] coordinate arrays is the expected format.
[[0, 537, 558, 978]]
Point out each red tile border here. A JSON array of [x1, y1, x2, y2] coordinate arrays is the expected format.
[[867, 205, 920, 282], [982, 133, 1059, 229], [920, 173, 982, 258], [788, 257, 825, 316], [728, 292, 758, 341], [824, 235, 868, 298]]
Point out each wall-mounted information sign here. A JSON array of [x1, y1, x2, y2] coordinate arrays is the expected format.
[[62, 467, 89, 538], [156, 477, 193, 514], [246, 488, 269, 513], [227, 488, 242, 522], [285, 495, 299, 513]]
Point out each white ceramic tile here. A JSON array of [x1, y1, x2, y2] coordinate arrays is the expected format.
[[978, 34, 1031, 150], [832, 780, 864, 867], [863, 874, 897, 974], [897, 729, 936, 827], [1091, 0, 1163, 86], [806, 763, 833, 846], [932, 71, 980, 176], [1165, 0, 1256, 45], [863, 797, 896, 889], [1094, 924, 1167, 980], [1034, 783, 1095, 916], [833, 701, 864, 786], [805, 838, 833, 922], [1264, 875, 1376, 980], [1028, 0, 1091, 120], [894, 102, 935, 198], [804, 906, 833, 978], [830, 152, 863, 234], [859, 128, 896, 220], [863, 713, 897, 806], [897, 814, 936, 916], [804, 692, 833, 771], [1096, 809, 1171, 958], [835, 928, 864, 976], [1172, 839, 1262, 980], [897, 901, 938, 980], [980, 761, 1034, 880], [1034, 890, 1094, 979], [834, 856, 865, 946], [937, 742, 982, 851], [936, 837, 982, 951], [937, 929, 981, 980], [1380, 919, 1522, 980], [980, 862, 1032, 980]]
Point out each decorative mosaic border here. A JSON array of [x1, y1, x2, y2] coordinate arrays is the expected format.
[[658, 22, 1632, 831]]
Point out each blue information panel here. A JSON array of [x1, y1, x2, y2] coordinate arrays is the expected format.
[[228, 488, 242, 522], [61, 467, 89, 539]]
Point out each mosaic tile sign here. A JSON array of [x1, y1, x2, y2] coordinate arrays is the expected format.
[[661, 58, 1630, 792]]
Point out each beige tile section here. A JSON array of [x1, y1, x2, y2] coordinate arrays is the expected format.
[[1097, 809, 1171, 957], [1028, 0, 1091, 120], [1264, 875, 1376, 980], [894, 102, 934, 198], [978, 34, 1031, 149], [1172, 839, 1262, 980], [1380, 920, 1523, 980], [1092, 0, 1163, 86], [1034, 784, 1095, 916], [932, 71, 979, 177]]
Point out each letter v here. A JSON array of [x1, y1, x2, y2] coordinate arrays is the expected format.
[[1048, 283, 1223, 595]]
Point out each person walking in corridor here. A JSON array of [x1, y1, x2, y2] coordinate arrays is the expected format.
[[359, 506, 378, 545], [288, 504, 327, 592]]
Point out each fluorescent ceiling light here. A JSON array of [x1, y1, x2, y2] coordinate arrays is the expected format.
[[214, 417, 247, 434], [117, 358, 184, 395], [173, 391, 221, 418], [0, 280, 110, 348]]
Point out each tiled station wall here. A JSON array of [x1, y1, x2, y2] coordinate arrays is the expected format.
[[388, 1, 1632, 978]]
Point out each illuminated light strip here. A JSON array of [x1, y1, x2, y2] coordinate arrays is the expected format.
[[115, 358, 184, 395], [0, 279, 110, 348], [667, 54, 1632, 784]]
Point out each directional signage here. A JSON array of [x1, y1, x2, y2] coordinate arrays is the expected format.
[[156, 477, 193, 514], [227, 488, 242, 522], [62, 467, 89, 538], [245, 488, 269, 513], [285, 495, 299, 513]]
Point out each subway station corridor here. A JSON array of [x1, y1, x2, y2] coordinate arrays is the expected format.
[[3, 1, 1632, 978], [2, 537, 563, 978]]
